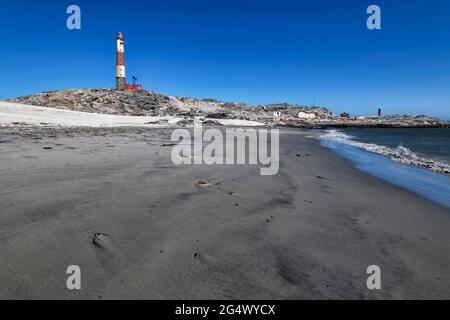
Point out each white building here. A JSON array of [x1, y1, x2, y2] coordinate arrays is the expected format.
[[273, 111, 282, 117], [298, 111, 315, 119]]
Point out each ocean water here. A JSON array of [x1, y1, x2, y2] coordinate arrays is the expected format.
[[319, 128, 450, 174], [342, 128, 450, 166], [318, 128, 450, 209]]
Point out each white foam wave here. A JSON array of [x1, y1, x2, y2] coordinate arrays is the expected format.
[[318, 129, 450, 175]]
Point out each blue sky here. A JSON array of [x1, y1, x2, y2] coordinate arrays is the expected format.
[[1, 0, 449, 118]]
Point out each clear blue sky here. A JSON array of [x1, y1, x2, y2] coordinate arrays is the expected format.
[[1, 0, 449, 118]]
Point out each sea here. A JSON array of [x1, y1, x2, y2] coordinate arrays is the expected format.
[[318, 128, 450, 209]]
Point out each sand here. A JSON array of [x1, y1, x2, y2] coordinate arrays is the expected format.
[[0, 126, 449, 299], [0, 101, 264, 127]]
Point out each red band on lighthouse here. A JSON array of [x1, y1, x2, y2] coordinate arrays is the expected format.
[[116, 52, 125, 66]]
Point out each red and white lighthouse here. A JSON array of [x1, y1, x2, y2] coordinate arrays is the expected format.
[[116, 32, 126, 90]]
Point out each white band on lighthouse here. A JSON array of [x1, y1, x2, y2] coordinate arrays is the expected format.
[[117, 39, 124, 53], [116, 65, 126, 78]]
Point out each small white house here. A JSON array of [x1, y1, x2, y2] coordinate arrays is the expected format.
[[298, 111, 315, 119], [273, 111, 282, 117]]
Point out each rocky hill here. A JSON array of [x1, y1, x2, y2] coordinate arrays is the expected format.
[[7, 89, 258, 117], [8, 89, 180, 116], [6, 88, 448, 128]]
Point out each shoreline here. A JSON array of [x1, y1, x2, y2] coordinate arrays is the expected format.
[[317, 128, 450, 175], [319, 138, 450, 209], [0, 126, 449, 299]]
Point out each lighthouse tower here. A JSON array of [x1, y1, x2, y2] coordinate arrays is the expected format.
[[116, 32, 126, 90]]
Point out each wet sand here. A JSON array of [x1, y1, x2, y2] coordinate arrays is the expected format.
[[0, 126, 449, 299]]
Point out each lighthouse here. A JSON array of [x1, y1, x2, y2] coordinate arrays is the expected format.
[[115, 32, 142, 91], [116, 32, 126, 90]]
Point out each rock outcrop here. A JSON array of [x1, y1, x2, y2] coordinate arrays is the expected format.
[[7, 88, 448, 128]]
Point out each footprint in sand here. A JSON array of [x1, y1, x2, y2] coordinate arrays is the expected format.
[[195, 179, 221, 189], [197, 180, 209, 186]]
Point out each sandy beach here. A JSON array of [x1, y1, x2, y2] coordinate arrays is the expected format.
[[0, 126, 449, 299]]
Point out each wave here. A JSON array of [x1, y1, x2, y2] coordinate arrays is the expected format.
[[318, 129, 450, 175]]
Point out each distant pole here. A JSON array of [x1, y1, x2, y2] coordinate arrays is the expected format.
[[378, 108, 382, 117], [116, 32, 126, 90]]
